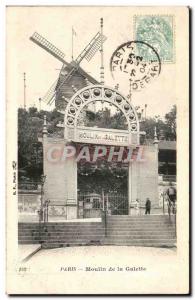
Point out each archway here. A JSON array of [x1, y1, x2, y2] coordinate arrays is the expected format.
[[63, 85, 140, 217], [64, 85, 140, 144]]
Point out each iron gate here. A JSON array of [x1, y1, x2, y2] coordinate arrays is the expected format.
[[78, 193, 103, 218], [78, 192, 128, 217], [106, 193, 128, 215]]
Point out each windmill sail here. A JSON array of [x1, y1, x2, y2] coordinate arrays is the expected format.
[[47, 67, 77, 105], [30, 32, 68, 65], [85, 34, 107, 61], [41, 78, 59, 104], [75, 32, 107, 64]]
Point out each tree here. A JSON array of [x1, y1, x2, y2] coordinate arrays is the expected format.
[[164, 105, 176, 140], [18, 107, 63, 180], [18, 104, 176, 181], [140, 105, 176, 141]]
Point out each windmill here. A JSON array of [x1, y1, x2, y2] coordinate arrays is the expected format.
[[30, 23, 107, 109]]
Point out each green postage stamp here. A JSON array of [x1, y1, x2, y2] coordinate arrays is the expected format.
[[134, 15, 175, 63]]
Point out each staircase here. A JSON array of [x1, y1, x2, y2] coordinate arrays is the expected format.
[[103, 215, 176, 247], [18, 222, 105, 248], [18, 215, 176, 248]]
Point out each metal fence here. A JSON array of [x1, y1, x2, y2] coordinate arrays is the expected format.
[[18, 181, 40, 190], [162, 175, 176, 182], [78, 192, 129, 217], [78, 193, 103, 218], [106, 193, 128, 215]]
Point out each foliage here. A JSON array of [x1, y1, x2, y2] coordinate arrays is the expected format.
[[164, 105, 176, 139], [140, 105, 176, 141], [18, 107, 63, 180], [18, 104, 176, 183], [85, 108, 127, 130], [78, 163, 128, 194]]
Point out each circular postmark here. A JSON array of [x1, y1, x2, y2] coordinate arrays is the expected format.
[[110, 41, 161, 92]]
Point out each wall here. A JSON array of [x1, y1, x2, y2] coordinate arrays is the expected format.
[[129, 145, 159, 209], [43, 136, 77, 219], [43, 136, 159, 218]]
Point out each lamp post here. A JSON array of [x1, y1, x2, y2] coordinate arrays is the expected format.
[[40, 174, 46, 222], [23, 72, 26, 109], [144, 104, 147, 120], [39, 98, 42, 111]]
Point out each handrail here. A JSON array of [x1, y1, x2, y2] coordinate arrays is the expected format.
[[167, 198, 177, 237]]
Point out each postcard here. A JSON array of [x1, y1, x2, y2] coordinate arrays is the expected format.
[[6, 6, 189, 294]]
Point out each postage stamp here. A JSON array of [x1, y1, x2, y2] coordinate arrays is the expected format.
[[6, 6, 189, 295], [134, 15, 175, 63]]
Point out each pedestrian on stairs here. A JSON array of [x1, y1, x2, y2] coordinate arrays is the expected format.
[[166, 182, 176, 204], [145, 198, 151, 215], [135, 199, 140, 216]]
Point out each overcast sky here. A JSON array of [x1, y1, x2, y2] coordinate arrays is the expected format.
[[7, 6, 177, 118]]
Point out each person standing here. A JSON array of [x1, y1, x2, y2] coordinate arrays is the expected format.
[[145, 198, 151, 215], [135, 199, 140, 216], [167, 182, 176, 204], [166, 182, 177, 214]]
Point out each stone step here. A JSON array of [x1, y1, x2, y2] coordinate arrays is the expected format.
[[18, 215, 176, 247], [107, 222, 174, 225], [19, 234, 175, 240], [18, 229, 103, 233], [19, 240, 40, 244], [19, 229, 175, 235], [19, 232, 175, 239], [105, 231, 175, 235], [103, 242, 176, 247], [18, 222, 103, 226], [103, 238, 176, 243], [18, 224, 175, 230], [18, 235, 104, 241], [18, 240, 176, 248], [104, 235, 175, 239], [106, 225, 175, 229], [41, 242, 102, 249], [18, 226, 104, 231], [107, 220, 175, 223], [19, 230, 175, 236], [19, 235, 175, 242], [106, 215, 175, 221], [19, 231, 102, 235], [19, 230, 175, 237], [107, 215, 170, 218], [106, 221, 175, 224], [106, 221, 175, 225], [19, 239, 103, 244], [106, 219, 174, 222]]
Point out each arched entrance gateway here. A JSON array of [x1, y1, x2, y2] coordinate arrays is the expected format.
[[42, 85, 159, 220]]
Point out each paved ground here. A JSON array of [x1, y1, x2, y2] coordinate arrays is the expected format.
[[14, 245, 188, 294], [18, 244, 41, 262], [25, 245, 177, 272]]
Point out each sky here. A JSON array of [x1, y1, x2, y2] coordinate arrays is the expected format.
[[6, 6, 177, 118]]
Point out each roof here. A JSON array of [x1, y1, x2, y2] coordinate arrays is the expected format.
[[158, 140, 176, 151]]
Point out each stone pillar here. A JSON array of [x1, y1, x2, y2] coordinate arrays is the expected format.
[[64, 146, 78, 219], [128, 145, 159, 213], [43, 138, 67, 204], [42, 131, 78, 220], [137, 145, 159, 208], [128, 161, 139, 208], [42, 116, 48, 176]]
